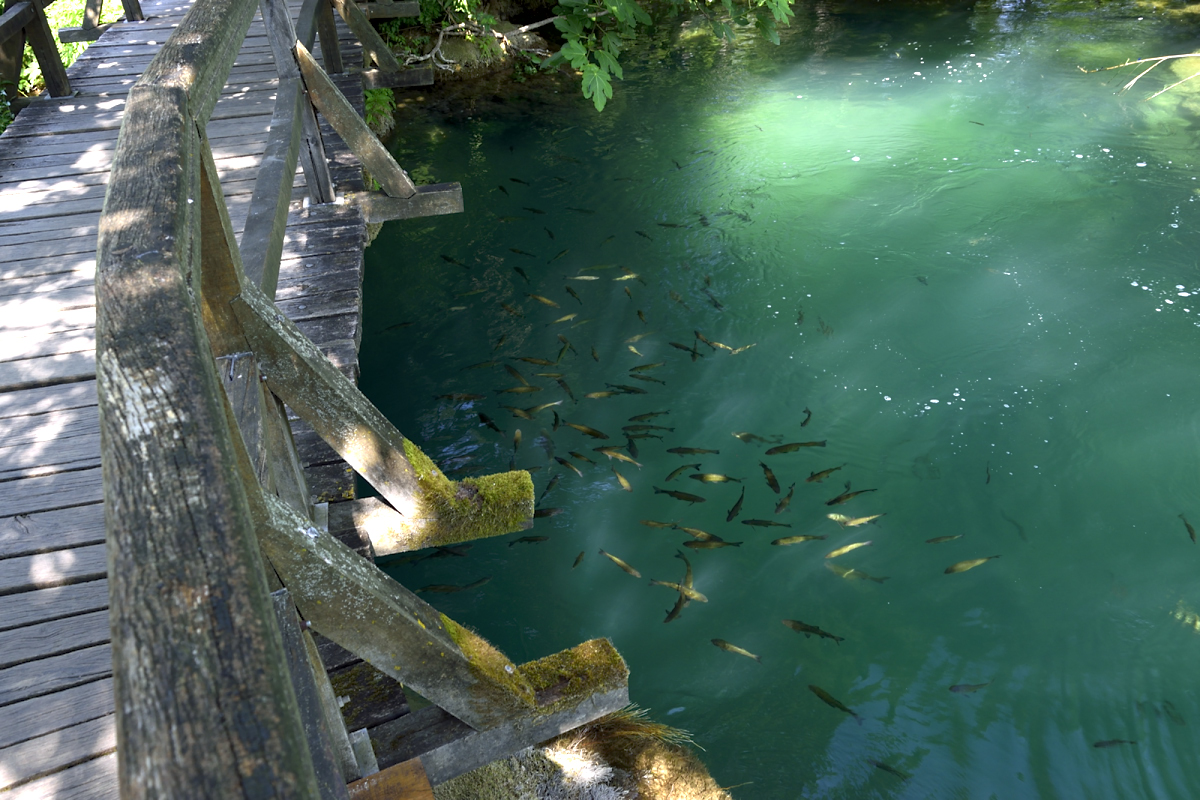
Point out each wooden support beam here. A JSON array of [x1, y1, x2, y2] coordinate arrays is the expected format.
[[328, 495, 528, 558], [346, 183, 463, 224], [252, 490, 540, 732], [25, 0, 70, 96], [260, 0, 335, 205], [230, 281, 533, 545], [357, 0, 419, 18], [360, 66, 433, 90], [95, 82, 319, 799], [315, 0, 342, 74], [119, 0, 142, 22], [295, 41, 416, 199], [304, 627, 361, 782], [371, 639, 629, 784], [272, 589, 353, 800], [0, 1, 29, 103], [346, 759, 432, 799], [329, 0, 400, 74], [58, 22, 112, 41]]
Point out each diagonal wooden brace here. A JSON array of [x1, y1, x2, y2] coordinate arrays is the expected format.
[[329, 0, 401, 73], [230, 282, 534, 545]]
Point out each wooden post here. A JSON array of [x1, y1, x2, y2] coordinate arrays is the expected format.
[[96, 83, 320, 799], [0, 0, 27, 105], [119, 0, 143, 21], [315, 0, 342, 74], [230, 282, 536, 545], [25, 0, 70, 96], [328, 0, 401, 74], [260, 0, 335, 204], [295, 41, 416, 199]]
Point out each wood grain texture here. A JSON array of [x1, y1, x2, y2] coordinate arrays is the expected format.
[[0, 713, 115, 791], [0, 579, 108, 632]]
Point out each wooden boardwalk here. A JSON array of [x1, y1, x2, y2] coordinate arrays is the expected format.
[[0, 1, 371, 794]]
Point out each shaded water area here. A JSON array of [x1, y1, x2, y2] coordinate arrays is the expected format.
[[361, 2, 1200, 795]]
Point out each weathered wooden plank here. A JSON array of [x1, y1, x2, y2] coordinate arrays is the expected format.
[[314, 632, 360, 672], [0, 408, 100, 480], [0, 642, 112, 706], [0, 1, 34, 43], [24, 0, 71, 96], [0, 713, 115, 792], [357, 0, 417, 17], [0, 503, 105, 558], [328, 660, 408, 731], [305, 459, 357, 503], [0, 242, 97, 274], [295, 42, 415, 198], [0, 608, 110, 669], [0, 469, 103, 520], [329, 0, 400, 72], [348, 183, 463, 224], [371, 641, 628, 785], [0, 676, 112, 749], [0, 379, 95, 419], [359, 66, 432, 90], [0, 352, 96, 391], [0, 328, 96, 366], [315, 0, 342, 73], [2, 751, 116, 800], [0, 579, 108, 632], [345, 759, 432, 800], [0, 543, 107, 596], [96, 81, 319, 798], [0, 263, 95, 298]]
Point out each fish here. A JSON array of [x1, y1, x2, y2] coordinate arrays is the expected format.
[[732, 431, 783, 445], [629, 375, 667, 385], [420, 544, 472, 561], [795, 307, 804, 325], [382, 321, 414, 331], [867, 760, 909, 781], [513, 266, 530, 283], [593, 447, 642, 466], [676, 526, 721, 542], [497, 185, 509, 195], [765, 441, 827, 455], [653, 487, 706, 504], [546, 248, 568, 264], [806, 465, 844, 483], [775, 483, 796, 514], [669, 290, 691, 309], [782, 619, 844, 644], [591, 347, 600, 362], [555, 379, 576, 402], [801, 407, 812, 427], [826, 541, 872, 559], [599, 234, 614, 245], [566, 275, 600, 283], [545, 227, 555, 239], [501, 303, 524, 317], [463, 360, 498, 370], [553, 411, 561, 430], [502, 405, 534, 420], [726, 487, 745, 522], [1183, 514, 1196, 543], [949, 682, 992, 694], [635, 230, 653, 240], [702, 288, 724, 310], [510, 249, 537, 258], [599, 549, 641, 577], [523, 401, 564, 416], [446, 306, 468, 312], [1163, 700, 1186, 725], [684, 540, 742, 550], [565, 422, 609, 439], [668, 447, 720, 455], [695, 330, 717, 350], [629, 363, 665, 373], [612, 467, 633, 492], [627, 345, 643, 356], [689, 473, 741, 484], [945, 555, 1001, 574], [566, 207, 596, 214], [586, 391, 620, 399], [1093, 740, 1136, 748], [669, 341, 705, 361], [540, 474, 561, 500], [759, 462, 780, 494], [666, 463, 701, 482], [510, 177, 530, 185], [613, 273, 641, 282], [712, 639, 761, 663], [478, 413, 502, 433], [508, 535, 548, 546], [926, 534, 962, 544], [565, 286, 583, 304], [513, 429, 522, 452], [636, 308, 646, 322], [825, 488, 877, 506], [554, 456, 583, 477], [550, 313, 578, 324], [523, 206, 546, 214], [826, 562, 889, 583], [527, 293, 560, 307], [495, 386, 543, 394], [772, 535, 827, 545], [742, 519, 791, 528], [808, 685, 862, 723], [649, 580, 707, 603], [504, 364, 530, 385], [624, 424, 675, 433], [640, 520, 677, 529], [630, 411, 670, 421], [658, 221, 688, 228], [569, 451, 595, 464], [842, 514, 884, 527], [440, 254, 467, 267], [606, 383, 648, 394], [625, 438, 639, 459], [415, 576, 491, 593], [664, 592, 689, 623], [572, 551, 585, 569], [436, 393, 487, 403], [818, 317, 833, 337]]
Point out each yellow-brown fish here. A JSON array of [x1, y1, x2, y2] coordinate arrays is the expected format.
[[550, 313, 578, 324], [842, 514, 884, 527], [630, 363, 665, 372], [649, 580, 708, 603], [732, 431, 783, 445], [945, 555, 1001, 574], [742, 519, 791, 528], [775, 483, 796, 514], [666, 463, 702, 481], [676, 526, 720, 542], [726, 487, 745, 522], [594, 447, 642, 466], [826, 541, 872, 559], [569, 451, 595, 464], [949, 681, 992, 694], [684, 540, 742, 550], [640, 520, 677, 529], [689, 473, 741, 484], [653, 487, 706, 504], [513, 429, 522, 452], [808, 685, 862, 723], [782, 619, 844, 644], [667, 447, 720, 455], [759, 461, 780, 494], [765, 441, 827, 455], [527, 293, 560, 308], [612, 467, 632, 492], [825, 488, 877, 506], [572, 551, 585, 569], [772, 534, 826, 545], [826, 562, 888, 583], [599, 549, 641, 578], [926, 534, 962, 544], [586, 391, 620, 399], [806, 464, 844, 483], [554, 456, 583, 477], [712, 639, 761, 663], [495, 385, 543, 394], [564, 422, 609, 439]]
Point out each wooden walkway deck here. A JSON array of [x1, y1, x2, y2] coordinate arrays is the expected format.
[[0, 2, 373, 794]]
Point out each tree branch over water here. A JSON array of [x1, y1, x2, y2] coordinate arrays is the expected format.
[[1082, 53, 1200, 100]]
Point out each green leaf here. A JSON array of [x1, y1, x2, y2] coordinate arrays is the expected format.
[[581, 63, 613, 111], [755, 12, 779, 45], [594, 49, 624, 80], [602, 31, 623, 57], [560, 39, 589, 69]]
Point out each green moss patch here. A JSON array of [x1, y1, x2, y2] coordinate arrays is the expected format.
[[519, 639, 629, 718], [441, 613, 537, 712]]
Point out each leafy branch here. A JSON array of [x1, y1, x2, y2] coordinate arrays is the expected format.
[[1082, 52, 1200, 100]]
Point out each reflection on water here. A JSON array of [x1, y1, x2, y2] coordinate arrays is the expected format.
[[361, 1, 1200, 796]]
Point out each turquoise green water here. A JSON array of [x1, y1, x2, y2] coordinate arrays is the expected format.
[[361, 2, 1200, 795]]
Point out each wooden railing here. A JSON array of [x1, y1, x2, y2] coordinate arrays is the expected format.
[[95, 0, 629, 795]]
